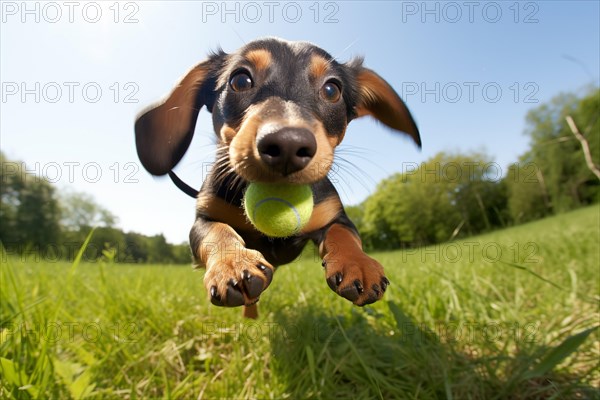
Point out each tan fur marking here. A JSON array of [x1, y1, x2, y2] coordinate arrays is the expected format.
[[309, 55, 330, 80], [229, 101, 336, 184], [229, 104, 266, 181], [220, 124, 237, 144], [197, 194, 253, 231], [301, 197, 342, 233], [320, 224, 362, 258], [199, 222, 273, 312], [320, 224, 386, 306], [198, 223, 245, 265], [300, 120, 337, 182], [245, 49, 272, 71]]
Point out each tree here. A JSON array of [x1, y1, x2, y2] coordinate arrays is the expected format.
[[82, 227, 126, 261], [123, 231, 150, 263], [59, 190, 117, 231], [504, 162, 550, 224], [522, 87, 600, 213], [171, 243, 192, 264], [0, 153, 62, 251], [359, 151, 506, 249], [146, 234, 175, 264], [0, 152, 20, 245]]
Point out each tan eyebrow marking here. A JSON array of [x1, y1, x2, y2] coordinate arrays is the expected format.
[[245, 49, 272, 71], [309, 54, 330, 80]]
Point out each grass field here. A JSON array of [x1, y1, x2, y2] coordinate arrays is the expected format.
[[1, 206, 599, 399]]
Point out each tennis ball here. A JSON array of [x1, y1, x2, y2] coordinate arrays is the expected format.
[[243, 183, 314, 238]]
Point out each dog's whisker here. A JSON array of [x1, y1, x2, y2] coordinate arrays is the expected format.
[[212, 167, 235, 188], [336, 148, 388, 176], [333, 38, 360, 61], [332, 157, 375, 196]]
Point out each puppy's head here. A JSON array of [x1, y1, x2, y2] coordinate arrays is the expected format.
[[135, 37, 420, 184]]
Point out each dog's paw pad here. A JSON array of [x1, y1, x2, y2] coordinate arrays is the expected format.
[[243, 270, 264, 299], [338, 279, 364, 302], [225, 280, 245, 307], [359, 293, 379, 306], [258, 264, 273, 286]]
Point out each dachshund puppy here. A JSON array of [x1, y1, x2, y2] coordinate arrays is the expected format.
[[135, 37, 420, 317]]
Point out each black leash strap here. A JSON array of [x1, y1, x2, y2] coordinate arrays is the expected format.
[[168, 170, 199, 198]]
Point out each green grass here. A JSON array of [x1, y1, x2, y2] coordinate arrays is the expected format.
[[1, 206, 599, 399]]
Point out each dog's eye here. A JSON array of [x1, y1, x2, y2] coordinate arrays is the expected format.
[[320, 81, 341, 103], [229, 72, 253, 92]]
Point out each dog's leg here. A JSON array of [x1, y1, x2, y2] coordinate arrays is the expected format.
[[190, 218, 274, 317], [242, 304, 258, 319], [319, 223, 389, 306]]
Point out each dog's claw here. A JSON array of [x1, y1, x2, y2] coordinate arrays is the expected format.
[[381, 277, 389, 292], [372, 283, 381, 296], [327, 272, 343, 291], [354, 279, 364, 294], [322, 247, 387, 306], [356, 283, 383, 306], [210, 286, 223, 306], [207, 260, 274, 308]]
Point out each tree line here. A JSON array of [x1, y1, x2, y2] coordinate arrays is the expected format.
[[0, 157, 190, 264], [1, 87, 598, 261], [347, 87, 599, 250]]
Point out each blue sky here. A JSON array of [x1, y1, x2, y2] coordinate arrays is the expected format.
[[1, 1, 599, 244]]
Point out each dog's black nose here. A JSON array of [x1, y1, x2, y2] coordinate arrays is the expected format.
[[257, 128, 317, 175]]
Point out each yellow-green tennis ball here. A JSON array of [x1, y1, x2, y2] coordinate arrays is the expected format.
[[244, 183, 314, 238]]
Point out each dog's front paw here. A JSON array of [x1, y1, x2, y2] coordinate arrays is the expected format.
[[322, 252, 389, 306], [204, 248, 274, 307]]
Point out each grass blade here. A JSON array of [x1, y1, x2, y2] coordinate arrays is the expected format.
[[305, 345, 317, 387], [497, 260, 565, 290], [521, 326, 599, 380], [69, 228, 96, 280]]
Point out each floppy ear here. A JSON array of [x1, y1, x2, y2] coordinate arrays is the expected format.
[[135, 53, 226, 175], [354, 68, 421, 148]]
